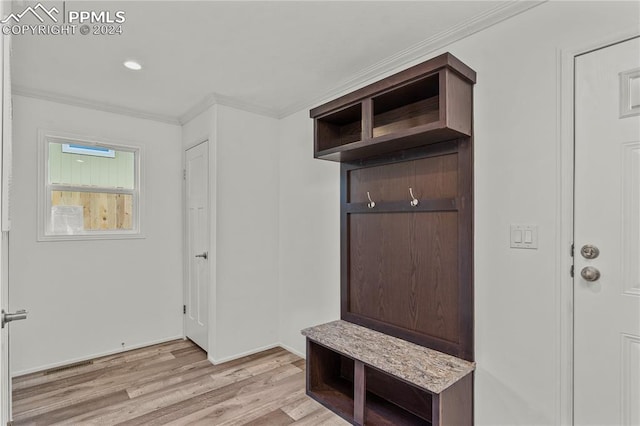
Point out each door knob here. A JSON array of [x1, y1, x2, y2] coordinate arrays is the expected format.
[[580, 266, 601, 282], [1, 309, 28, 328], [195, 252, 208, 260], [580, 244, 600, 259]]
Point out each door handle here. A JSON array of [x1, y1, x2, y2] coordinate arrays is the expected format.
[[580, 266, 601, 282], [1, 309, 28, 328], [195, 252, 208, 260]]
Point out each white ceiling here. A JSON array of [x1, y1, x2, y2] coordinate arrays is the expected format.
[[11, 1, 541, 123]]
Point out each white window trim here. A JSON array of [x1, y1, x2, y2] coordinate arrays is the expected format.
[[37, 130, 144, 241]]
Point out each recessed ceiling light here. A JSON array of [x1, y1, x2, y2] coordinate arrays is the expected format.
[[123, 60, 142, 71]]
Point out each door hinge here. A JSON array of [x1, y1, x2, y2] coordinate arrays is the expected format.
[[570, 264, 574, 278], [570, 243, 574, 257], [183, 169, 186, 180], [183, 305, 186, 315]]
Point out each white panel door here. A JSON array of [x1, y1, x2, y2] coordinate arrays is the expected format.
[[185, 142, 209, 351], [575, 37, 640, 425]]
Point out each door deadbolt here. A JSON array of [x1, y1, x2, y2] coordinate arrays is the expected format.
[[580, 244, 600, 259], [580, 266, 601, 282]]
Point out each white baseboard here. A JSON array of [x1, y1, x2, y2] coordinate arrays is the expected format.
[[12, 335, 184, 377], [208, 341, 306, 365], [14, 337, 306, 376], [278, 342, 305, 359], [209, 342, 280, 365]]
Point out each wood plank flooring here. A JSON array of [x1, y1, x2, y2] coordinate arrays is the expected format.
[[12, 339, 348, 425]]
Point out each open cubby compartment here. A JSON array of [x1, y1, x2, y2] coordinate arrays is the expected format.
[[315, 103, 362, 152], [372, 73, 440, 138], [306, 340, 355, 423], [365, 365, 432, 425]]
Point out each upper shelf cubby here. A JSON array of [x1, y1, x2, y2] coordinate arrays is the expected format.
[[311, 53, 476, 162], [316, 103, 362, 152]]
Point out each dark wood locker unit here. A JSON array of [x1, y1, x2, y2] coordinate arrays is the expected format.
[[304, 52, 475, 425]]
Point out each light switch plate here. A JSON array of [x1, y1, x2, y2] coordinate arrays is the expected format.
[[510, 225, 538, 249]]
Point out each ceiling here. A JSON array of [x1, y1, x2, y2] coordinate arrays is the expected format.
[[10, 1, 541, 123]]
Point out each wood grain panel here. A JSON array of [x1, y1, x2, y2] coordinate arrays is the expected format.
[[445, 70, 473, 136], [349, 153, 458, 203], [432, 373, 472, 426], [349, 212, 459, 343], [348, 160, 410, 204], [373, 96, 439, 138]]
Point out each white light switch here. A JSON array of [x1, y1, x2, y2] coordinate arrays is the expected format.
[[513, 230, 522, 243], [510, 225, 538, 249], [524, 230, 533, 243]]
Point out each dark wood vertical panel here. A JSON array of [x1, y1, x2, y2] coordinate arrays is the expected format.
[[435, 373, 473, 425], [438, 69, 447, 124], [354, 361, 365, 425], [412, 153, 458, 200], [341, 163, 350, 320], [362, 99, 373, 141], [445, 70, 473, 136], [457, 137, 474, 362], [432, 392, 441, 426], [348, 212, 459, 344]]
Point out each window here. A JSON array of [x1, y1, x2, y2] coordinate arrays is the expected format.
[[38, 131, 142, 240]]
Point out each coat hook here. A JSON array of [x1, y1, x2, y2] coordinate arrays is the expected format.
[[409, 188, 419, 207], [366, 192, 376, 209]]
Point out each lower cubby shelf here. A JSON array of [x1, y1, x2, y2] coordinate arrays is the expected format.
[[366, 392, 431, 425], [306, 340, 435, 425], [307, 341, 355, 423], [303, 322, 474, 426]]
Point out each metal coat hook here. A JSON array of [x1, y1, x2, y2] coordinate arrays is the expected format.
[[366, 192, 376, 209], [409, 188, 419, 207]]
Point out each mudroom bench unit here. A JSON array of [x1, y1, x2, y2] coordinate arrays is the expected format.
[[302, 321, 475, 426], [304, 52, 476, 426]]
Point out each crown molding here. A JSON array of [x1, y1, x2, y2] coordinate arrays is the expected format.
[[278, 0, 547, 118], [15, 1, 546, 125], [12, 85, 181, 126], [179, 92, 280, 125]]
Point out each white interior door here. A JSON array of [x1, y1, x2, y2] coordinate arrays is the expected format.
[[574, 37, 640, 425], [185, 141, 209, 351]]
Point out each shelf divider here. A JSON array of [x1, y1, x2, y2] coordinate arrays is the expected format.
[[354, 361, 365, 425]]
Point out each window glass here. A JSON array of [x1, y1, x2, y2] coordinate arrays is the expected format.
[[48, 142, 135, 189], [40, 136, 140, 240]]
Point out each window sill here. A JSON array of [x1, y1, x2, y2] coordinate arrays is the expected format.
[[37, 231, 145, 242]]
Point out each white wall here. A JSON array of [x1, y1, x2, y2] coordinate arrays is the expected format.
[[10, 96, 183, 375], [277, 2, 640, 425], [278, 110, 340, 356], [182, 104, 280, 363]]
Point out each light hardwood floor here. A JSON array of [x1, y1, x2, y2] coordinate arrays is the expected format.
[[12, 339, 348, 425]]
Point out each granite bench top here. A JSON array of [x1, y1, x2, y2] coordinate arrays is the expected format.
[[301, 320, 475, 394]]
